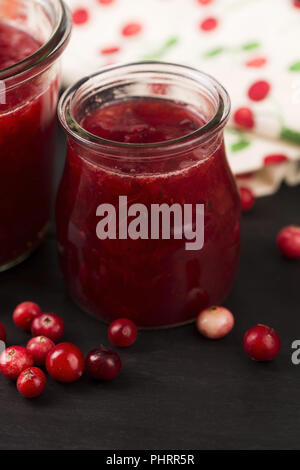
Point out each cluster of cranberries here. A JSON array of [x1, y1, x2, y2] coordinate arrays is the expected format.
[[196, 306, 281, 362], [0, 302, 138, 398]]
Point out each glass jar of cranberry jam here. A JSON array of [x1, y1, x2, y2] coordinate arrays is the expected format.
[[57, 62, 240, 328], [0, 0, 71, 270]]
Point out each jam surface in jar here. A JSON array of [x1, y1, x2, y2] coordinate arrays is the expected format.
[[57, 96, 240, 328], [0, 20, 59, 269]]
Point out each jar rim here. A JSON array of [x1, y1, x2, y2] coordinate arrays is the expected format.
[[0, 0, 72, 81], [58, 61, 231, 154]]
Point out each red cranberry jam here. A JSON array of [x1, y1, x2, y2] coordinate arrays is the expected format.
[[57, 63, 240, 328]]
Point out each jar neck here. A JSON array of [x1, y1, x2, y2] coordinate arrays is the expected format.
[[59, 62, 230, 161], [0, 0, 71, 83]]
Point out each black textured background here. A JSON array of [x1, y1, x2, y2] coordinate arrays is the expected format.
[[0, 129, 299, 450]]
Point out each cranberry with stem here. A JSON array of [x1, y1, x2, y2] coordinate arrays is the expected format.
[[46, 343, 85, 383], [31, 313, 64, 342], [17, 367, 46, 398], [244, 324, 281, 361], [108, 318, 138, 347], [13, 301, 41, 331], [277, 225, 300, 259], [86, 346, 122, 381], [27, 336, 55, 366], [196, 306, 234, 339], [0, 346, 33, 380], [0, 322, 6, 342]]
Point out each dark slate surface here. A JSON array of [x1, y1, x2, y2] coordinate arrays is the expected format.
[[0, 129, 300, 450]]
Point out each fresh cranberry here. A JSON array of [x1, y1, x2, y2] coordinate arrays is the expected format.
[[244, 324, 281, 361], [17, 367, 46, 398], [264, 154, 289, 165], [27, 336, 55, 366], [13, 301, 41, 331], [248, 80, 271, 101], [196, 306, 234, 339], [0, 346, 33, 380], [293, 0, 300, 8], [198, 0, 213, 4], [245, 57, 267, 68], [200, 17, 218, 31], [31, 313, 64, 342], [233, 107, 255, 129], [100, 46, 120, 55], [72, 8, 89, 25], [0, 322, 6, 342], [46, 343, 84, 383], [122, 22, 142, 37], [239, 187, 255, 212], [86, 346, 122, 381], [277, 225, 300, 259], [108, 318, 138, 347]]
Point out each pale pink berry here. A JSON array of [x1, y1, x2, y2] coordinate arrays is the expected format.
[[196, 306, 234, 339]]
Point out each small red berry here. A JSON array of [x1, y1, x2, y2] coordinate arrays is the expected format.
[[31, 313, 64, 342], [17, 367, 46, 398], [244, 324, 281, 361], [27, 336, 55, 366], [198, 0, 213, 4], [196, 306, 234, 339], [0, 346, 33, 380], [264, 154, 289, 165], [46, 343, 84, 383], [245, 57, 267, 68], [86, 346, 122, 381], [13, 301, 41, 331], [233, 107, 255, 129], [72, 8, 89, 25], [293, 0, 300, 9], [108, 318, 138, 347], [200, 17, 218, 31], [100, 46, 120, 55], [248, 80, 271, 101], [122, 22, 142, 37], [277, 225, 300, 259], [0, 322, 6, 342], [239, 187, 255, 212]]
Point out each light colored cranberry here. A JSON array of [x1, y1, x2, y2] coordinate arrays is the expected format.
[[196, 306, 234, 339], [0, 346, 34, 380], [277, 225, 300, 259]]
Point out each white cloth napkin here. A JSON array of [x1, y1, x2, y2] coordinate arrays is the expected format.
[[62, 0, 300, 195]]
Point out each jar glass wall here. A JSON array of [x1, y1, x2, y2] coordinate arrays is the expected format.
[[57, 62, 240, 328], [0, 0, 71, 271]]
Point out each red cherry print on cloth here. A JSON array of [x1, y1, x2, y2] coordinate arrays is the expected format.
[[248, 80, 271, 101], [246, 57, 267, 68], [100, 46, 120, 55], [98, 0, 115, 5], [72, 8, 89, 26], [122, 22, 142, 37], [197, 0, 213, 4], [233, 107, 255, 129], [264, 154, 289, 165], [200, 17, 218, 32]]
